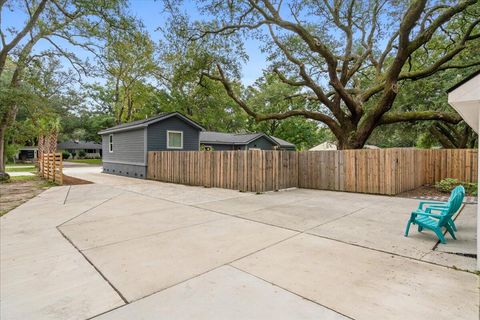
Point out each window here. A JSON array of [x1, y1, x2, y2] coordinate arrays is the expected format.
[[109, 134, 113, 152], [167, 131, 183, 149]]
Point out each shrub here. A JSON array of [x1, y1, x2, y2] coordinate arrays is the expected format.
[[62, 151, 70, 160], [78, 150, 86, 158], [0, 172, 10, 183], [435, 178, 460, 193], [70, 152, 76, 158], [466, 183, 478, 196], [435, 178, 477, 196], [5, 144, 20, 163]]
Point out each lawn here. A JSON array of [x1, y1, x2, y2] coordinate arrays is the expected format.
[[6, 165, 37, 173], [65, 159, 102, 165]]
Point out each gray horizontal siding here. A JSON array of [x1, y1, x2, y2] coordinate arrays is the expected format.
[[247, 136, 276, 150], [147, 116, 200, 151], [102, 128, 145, 164]]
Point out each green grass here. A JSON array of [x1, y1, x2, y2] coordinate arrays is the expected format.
[[9, 175, 39, 182], [38, 180, 58, 188], [65, 159, 102, 165], [6, 166, 36, 173]]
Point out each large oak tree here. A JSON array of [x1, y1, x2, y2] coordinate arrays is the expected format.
[[174, 0, 480, 149]]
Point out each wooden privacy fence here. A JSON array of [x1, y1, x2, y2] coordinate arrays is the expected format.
[[39, 153, 63, 184], [147, 150, 298, 192], [147, 148, 477, 195]]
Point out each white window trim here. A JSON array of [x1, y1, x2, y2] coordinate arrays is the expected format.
[[167, 130, 183, 149], [109, 134, 113, 153]]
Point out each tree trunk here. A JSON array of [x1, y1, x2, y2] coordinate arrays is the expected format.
[[334, 126, 369, 150], [49, 130, 58, 153], [0, 124, 6, 173]]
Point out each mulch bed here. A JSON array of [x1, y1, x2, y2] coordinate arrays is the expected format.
[[62, 175, 93, 185], [397, 185, 450, 198], [397, 185, 477, 204]]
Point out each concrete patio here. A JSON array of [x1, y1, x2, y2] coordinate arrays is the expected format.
[[1, 166, 478, 320]]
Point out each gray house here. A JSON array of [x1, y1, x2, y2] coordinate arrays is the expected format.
[[57, 140, 102, 158], [98, 112, 204, 178], [199, 132, 295, 151]]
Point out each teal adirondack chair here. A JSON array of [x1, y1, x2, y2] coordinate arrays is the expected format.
[[404, 189, 463, 244], [416, 185, 465, 232]]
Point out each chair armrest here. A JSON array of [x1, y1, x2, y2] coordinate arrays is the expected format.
[[425, 205, 448, 213], [418, 201, 447, 210], [413, 210, 444, 219], [425, 207, 449, 215]]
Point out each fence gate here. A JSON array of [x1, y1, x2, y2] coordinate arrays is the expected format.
[[39, 153, 63, 184]]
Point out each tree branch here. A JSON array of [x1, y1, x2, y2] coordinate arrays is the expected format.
[[379, 111, 462, 125], [0, 0, 48, 75], [203, 64, 342, 137]]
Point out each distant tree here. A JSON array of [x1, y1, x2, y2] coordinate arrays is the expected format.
[[93, 20, 160, 124], [158, 27, 249, 132], [244, 73, 324, 150]]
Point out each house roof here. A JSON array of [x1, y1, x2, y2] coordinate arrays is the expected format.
[[309, 142, 337, 151], [270, 136, 295, 148], [200, 131, 281, 146], [200, 131, 295, 148], [57, 141, 102, 150], [98, 112, 205, 134]]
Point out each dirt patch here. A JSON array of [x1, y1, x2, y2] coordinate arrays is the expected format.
[[63, 175, 93, 185], [0, 176, 53, 216], [397, 185, 450, 198], [0, 174, 93, 216]]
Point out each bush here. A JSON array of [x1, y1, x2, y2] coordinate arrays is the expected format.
[[70, 152, 76, 159], [5, 144, 20, 163], [62, 151, 70, 160], [0, 172, 10, 183], [78, 150, 86, 158], [434, 178, 477, 196]]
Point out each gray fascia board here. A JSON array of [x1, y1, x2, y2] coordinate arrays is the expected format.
[[98, 124, 148, 135]]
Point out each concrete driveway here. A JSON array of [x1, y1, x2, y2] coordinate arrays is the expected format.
[[1, 167, 478, 320]]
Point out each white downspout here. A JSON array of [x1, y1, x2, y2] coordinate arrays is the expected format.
[[477, 111, 479, 270]]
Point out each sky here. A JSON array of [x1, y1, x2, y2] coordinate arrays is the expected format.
[[2, 0, 267, 86]]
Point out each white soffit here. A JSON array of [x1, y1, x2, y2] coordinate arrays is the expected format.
[[448, 73, 480, 133]]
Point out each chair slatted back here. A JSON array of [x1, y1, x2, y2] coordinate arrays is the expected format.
[[437, 191, 463, 227]]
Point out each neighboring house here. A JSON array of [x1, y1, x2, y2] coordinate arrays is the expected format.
[[309, 142, 337, 151], [57, 141, 102, 158], [309, 142, 379, 151], [270, 136, 296, 151], [15, 146, 38, 161], [98, 112, 204, 178], [199, 131, 296, 151]]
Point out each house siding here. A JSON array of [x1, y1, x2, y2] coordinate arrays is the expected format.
[[247, 136, 276, 150], [101, 128, 145, 164], [147, 116, 200, 151]]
